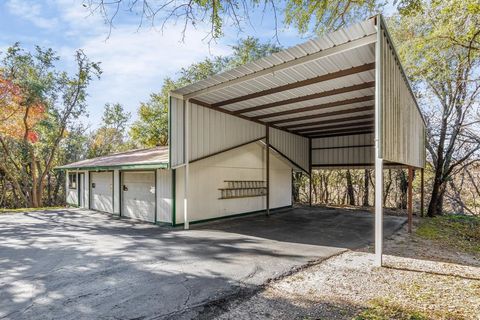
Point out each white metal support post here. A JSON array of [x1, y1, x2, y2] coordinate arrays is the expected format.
[[265, 124, 270, 216], [184, 99, 190, 230], [374, 15, 384, 267]]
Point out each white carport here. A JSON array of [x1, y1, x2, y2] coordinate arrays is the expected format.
[[169, 14, 426, 266]]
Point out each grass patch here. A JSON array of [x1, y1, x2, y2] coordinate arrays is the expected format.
[[354, 299, 460, 320], [416, 214, 480, 254], [0, 206, 65, 214]]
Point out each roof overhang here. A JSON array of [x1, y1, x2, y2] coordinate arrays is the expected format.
[[171, 18, 379, 139], [56, 163, 169, 171]]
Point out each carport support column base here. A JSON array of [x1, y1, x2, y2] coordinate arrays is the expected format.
[[374, 157, 383, 267]]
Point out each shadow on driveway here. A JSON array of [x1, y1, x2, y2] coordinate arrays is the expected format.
[[0, 207, 405, 319]]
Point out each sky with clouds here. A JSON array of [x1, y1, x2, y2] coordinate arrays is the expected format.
[[0, 0, 311, 130]]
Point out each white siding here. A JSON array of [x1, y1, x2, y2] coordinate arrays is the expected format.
[[156, 168, 172, 223], [113, 169, 120, 214], [269, 127, 309, 172], [66, 170, 78, 206], [380, 27, 425, 168], [121, 171, 156, 222], [175, 142, 292, 224], [84, 172, 90, 209], [189, 102, 265, 161], [312, 133, 374, 167], [169, 96, 185, 167], [90, 172, 113, 213]]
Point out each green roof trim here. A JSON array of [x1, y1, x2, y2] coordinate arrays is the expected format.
[[56, 162, 169, 171]]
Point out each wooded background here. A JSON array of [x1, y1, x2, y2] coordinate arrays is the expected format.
[[0, 0, 478, 217]]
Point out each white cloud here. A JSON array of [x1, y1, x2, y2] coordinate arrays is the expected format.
[[6, 0, 59, 29], [5, 0, 232, 128], [63, 23, 231, 127]]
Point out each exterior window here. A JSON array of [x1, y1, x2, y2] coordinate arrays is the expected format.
[[68, 173, 77, 189]]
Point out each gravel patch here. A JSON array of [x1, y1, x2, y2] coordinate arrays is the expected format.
[[209, 224, 480, 320]]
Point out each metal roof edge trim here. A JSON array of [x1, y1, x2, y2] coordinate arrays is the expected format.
[[55, 163, 169, 171]]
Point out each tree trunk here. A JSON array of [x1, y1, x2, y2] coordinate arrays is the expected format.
[[397, 170, 408, 209], [346, 170, 355, 206], [292, 172, 302, 203], [427, 176, 446, 217], [363, 169, 369, 206]]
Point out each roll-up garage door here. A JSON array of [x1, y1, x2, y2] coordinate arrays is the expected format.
[[90, 172, 113, 213], [121, 171, 156, 222]]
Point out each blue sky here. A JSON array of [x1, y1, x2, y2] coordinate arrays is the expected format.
[[0, 0, 311, 130]]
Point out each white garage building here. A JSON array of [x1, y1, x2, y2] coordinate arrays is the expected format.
[[59, 15, 426, 265]]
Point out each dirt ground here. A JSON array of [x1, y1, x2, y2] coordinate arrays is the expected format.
[[204, 219, 480, 320]]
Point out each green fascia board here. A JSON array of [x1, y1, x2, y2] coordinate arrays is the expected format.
[[55, 163, 169, 171]]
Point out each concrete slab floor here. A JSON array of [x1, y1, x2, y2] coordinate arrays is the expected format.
[[0, 207, 406, 319]]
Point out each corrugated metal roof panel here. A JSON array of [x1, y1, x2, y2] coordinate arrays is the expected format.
[[57, 146, 169, 169], [172, 18, 376, 96]]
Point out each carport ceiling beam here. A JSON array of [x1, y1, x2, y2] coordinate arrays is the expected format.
[[214, 64, 375, 109], [307, 126, 374, 138], [183, 34, 377, 100], [294, 120, 375, 134], [235, 81, 375, 115], [308, 130, 374, 139], [282, 114, 375, 129], [253, 95, 374, 120], [267, 105, 374, 125]]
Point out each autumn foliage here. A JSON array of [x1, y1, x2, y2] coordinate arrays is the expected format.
[[0, 76, 45, 143]]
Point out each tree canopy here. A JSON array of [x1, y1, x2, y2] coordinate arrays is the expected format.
[[129, 36, 281, 148]]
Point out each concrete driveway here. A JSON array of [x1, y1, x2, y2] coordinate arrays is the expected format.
[[0, 207, 405, 319]]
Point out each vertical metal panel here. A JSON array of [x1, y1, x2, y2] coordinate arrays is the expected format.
[[169, 96, 185, 167], [188, 102, 265, 161], [269, 127, 309, 172], [174, 142, 292, 224], [66, 170, 78, 205], [311, 133, 374, 166], [156, 169, 172, 223], [113, 169, 120, 214], [90, 172, 114, 213], [121, 171, 156, 222], [84, 171, 90, 209], [380, 25, 426, 168]]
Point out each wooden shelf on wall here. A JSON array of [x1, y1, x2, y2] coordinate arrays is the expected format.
[[219, 180, 267, 199]]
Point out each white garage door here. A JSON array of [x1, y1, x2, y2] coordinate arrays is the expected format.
[[122, 171, 156, 222], [90, 172, 113, 213]]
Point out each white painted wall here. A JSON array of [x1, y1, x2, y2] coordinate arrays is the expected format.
[[90, 172, 114, 213], [121, 171, 156, 222], [66, 170, 89, 208], [312, 133, 374, 167], [156, 168, 172, 223], [66, 170, 78, 206], [269, 127, 310, 172], [84, 172, 90, 209], [175, 142, 292, 224], [113, 170, 120, 215]]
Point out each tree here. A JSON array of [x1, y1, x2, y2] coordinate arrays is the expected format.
[[389, 0, 480, 216], [0, 44, 101, 208], [130, 93, 169, 148], [88, 103, 131, 157], [130, 37, 281, 148], [83, 0, 379, 41]]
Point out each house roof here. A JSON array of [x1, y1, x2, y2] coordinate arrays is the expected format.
[[57, 146, 169, 170]]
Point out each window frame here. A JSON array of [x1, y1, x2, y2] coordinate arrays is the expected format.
[[68, 173, 77, 189]]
